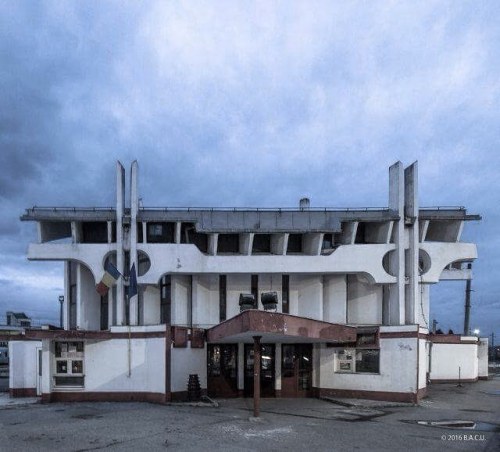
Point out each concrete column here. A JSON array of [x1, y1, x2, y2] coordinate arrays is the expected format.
[[271, 234, 287, 255], [116, 161, 126, 326], [238, 343, 244, 391], [388, 161, 405, 325], [283, 233, 289, 254], [253, 336, 262, 417], [63, 261, 69, 330], [175, 222, 181, 244], [208, 233, 218, 255], [239, 233, 253, 255], [341, 222, 358, 244], [107, 285, 114, 329], [419, 220, 429, 242], [76, 263, 82, 329], [274, 344, 282, 392], [303, 233, 324, 255], [107, 221, 113, 244]]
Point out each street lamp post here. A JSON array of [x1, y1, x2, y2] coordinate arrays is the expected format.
[[58, 295, 64, 328]]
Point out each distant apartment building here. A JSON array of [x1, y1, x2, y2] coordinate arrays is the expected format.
[[6, 312, 32, 328], [8, 161, 488, 402]]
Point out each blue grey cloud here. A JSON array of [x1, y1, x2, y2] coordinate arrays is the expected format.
[[0, 1, 498, 338]]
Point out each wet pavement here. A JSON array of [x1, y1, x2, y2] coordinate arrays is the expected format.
[[0, 376, 498, 451]]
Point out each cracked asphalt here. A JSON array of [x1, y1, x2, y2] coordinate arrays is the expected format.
[[0, 376, 499, 452]]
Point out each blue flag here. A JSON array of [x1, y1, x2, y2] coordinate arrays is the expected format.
[[128, 263, 138, 298], [105, 260, 121, 279]]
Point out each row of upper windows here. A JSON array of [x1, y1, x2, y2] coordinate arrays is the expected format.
[[73, 221, 379, 248], [50, 219, 465, 249]]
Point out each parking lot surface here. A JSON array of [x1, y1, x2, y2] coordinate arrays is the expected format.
[[0, 376, 498, 451]]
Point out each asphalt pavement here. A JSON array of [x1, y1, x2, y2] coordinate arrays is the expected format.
[[0, 376, 498, 452]]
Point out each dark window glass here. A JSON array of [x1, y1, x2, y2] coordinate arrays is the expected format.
[[56, 361, 68, 373], [252, 234, 271, 253], [217, 234, 239, 253], [147, 222, 175, 243], [282, 275, 289, 314], [356, 349, 380, 373], [54, 376, 84, 386], [287, 234, 302, 253], [355, 222, 366, 244], [160, 276, 171, 324], [322, 233, 334, 251], [183, 223, 208, 253], [219, 275, 227, 322], [137, 222, 143, 243], [111, 221, 117, 243], [251, 275, 258, 309], [81, 222, 108, 243]]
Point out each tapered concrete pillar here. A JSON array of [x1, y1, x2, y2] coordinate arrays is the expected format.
[[253, 335, 262, 417], [388, 162, 405, 325], [405, 162, 419, 325], [129, 160, 139, 325], [116, 161, 126, 325]]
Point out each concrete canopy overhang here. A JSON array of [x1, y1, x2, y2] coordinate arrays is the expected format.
[[206, 310, 357, 344]]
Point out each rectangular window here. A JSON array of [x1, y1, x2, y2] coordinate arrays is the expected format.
[[147, 222, 175, 243], [137, 222, 143, 243], [282, 275, 289, 314], [321, 234, 334, 254], [182, 223, 208, 253], [252, 234, 271, 254], [217, 234, 239, 253], [335, 348, 380, 374], [54, 341, 84, 387], [251, 275, 258, 309], [81, 222, 108, 243], [219, 275, 227, 322], [287, 234, 302, 253]]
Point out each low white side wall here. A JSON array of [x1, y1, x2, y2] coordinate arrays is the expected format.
[[420, 340, 430, 389], [478, 338, 489, 379], [9, 341, 41, 390], [430, 343, 478, 381], [319, 337, 418, 393], [83, 338, 165, 393], [170, 346, 207, 393]]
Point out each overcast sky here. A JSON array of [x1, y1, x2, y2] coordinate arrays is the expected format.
[[1, 1, 498, 339]]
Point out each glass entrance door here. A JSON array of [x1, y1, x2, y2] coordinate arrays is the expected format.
[[207, 344, 238, 398], [244, 344, 275, 397], [281, 344, 313, 397]]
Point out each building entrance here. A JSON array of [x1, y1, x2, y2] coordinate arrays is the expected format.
[[244, 344, 275, 397], [281, 344, 313, 397], [207, 344, 238, 398]]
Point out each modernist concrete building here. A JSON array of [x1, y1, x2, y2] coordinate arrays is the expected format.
[[7, 161, 489, 404]]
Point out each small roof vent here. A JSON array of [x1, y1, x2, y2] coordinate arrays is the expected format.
[[299, 198, 310, 210]]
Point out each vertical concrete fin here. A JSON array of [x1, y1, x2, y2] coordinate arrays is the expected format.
[[129, 160, 139, 325], [404, 162, 420, 325], [404, 161, 419, 219], [116, 161, 126, 326], [389, 161, 404, 212], [116, 161, 125, 217], [388, 161, 405, 325]]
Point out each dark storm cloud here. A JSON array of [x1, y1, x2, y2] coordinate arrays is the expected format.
[[0, 1, 499, 339]]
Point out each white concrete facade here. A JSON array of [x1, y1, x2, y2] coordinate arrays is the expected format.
[[10, 160, 483, 404]]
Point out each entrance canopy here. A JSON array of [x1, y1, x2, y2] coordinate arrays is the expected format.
[[207, 310, 356, 344]]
